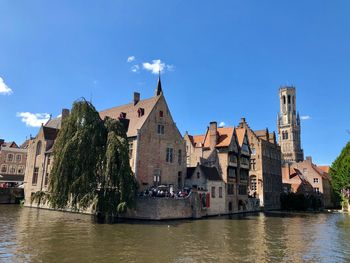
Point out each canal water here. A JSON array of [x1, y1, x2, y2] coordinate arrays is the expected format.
[[0, 205, 349, 263]]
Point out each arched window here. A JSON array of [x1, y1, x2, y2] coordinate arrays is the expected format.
[[282, 95, 286, 104], [36, 141, 42, 156], [7, 153, 14, 162], [16, 154, 22, 163], [288, 95, 291, 104], [285, 131, 288, 140], [9, 165, 16, 174], [250, 175, 257, 192], [1, 165, 7, 173]]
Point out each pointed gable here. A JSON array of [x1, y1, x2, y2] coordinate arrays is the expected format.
[[99, 96, 160, 137]]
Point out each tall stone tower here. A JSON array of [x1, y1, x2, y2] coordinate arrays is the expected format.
[[277, 86, 304, 163]]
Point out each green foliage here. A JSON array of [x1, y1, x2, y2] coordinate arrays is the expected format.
[[40, 98, 136, 218], [329, 141, 350, 201]]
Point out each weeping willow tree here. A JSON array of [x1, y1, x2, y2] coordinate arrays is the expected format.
[[33, 99, 136, 220]]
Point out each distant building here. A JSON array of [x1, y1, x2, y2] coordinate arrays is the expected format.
[[184, 121, 252, 213], [237, 118, 282, 210], [24, 78, 186, 205], [0, 140, 28, 187], [282, 157, 333, 208], [277, 87, 304, 163]]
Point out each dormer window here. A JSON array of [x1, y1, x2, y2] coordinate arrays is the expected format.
[[159, 110, 164, 118], [119, 112, 126, 119], [137, 108, 145, 117]]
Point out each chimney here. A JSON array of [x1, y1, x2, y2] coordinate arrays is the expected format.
[[209, 121, 217, 150], [134, 92, 140, 105], [61, 108, 70, 121]]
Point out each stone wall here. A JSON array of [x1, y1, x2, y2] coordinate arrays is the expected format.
[[125, 193, 200, 220]]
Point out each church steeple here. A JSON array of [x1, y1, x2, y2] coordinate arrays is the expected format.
[[155, 72, 163, 96]]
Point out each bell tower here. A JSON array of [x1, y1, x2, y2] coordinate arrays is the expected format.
[[277, 86, 304, 163]]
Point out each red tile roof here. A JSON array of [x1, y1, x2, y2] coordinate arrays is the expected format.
[[235, 127, 246, 147]]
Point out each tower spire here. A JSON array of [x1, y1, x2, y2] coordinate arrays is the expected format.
[[155, 70, 163, 96]]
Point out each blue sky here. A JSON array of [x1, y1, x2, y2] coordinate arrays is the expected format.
[[0, 1, 349, 165]]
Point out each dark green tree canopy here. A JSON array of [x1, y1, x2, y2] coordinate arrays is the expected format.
[[330, 141, 350, 200], [33, 99, 136, 217]]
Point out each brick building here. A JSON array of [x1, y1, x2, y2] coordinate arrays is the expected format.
[[237, 118, 282, 210], [184, 121, 251, 213], [282, 157, 333, 208], [0, 140, 28, 187], [24, 78, 186, 205]]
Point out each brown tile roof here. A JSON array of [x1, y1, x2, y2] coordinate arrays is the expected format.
[[198, 127, 234, 148], [192, 135, 205, 147], [99, 96, 160, 137], [215, 127, 234, 147], [254, 129, 267, 137], [317, 166, 330, 173], [235, 127, 246, 147], [20, 139, 30, 149]]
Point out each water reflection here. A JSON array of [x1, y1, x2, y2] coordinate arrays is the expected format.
[[0, 206, 349, 263]]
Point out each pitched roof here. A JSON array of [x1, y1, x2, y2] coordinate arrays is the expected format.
[[201, 127, 234, 148], [99, 96, 160, 137], [235, 127, 246, 147], [199, 165, 222, 181], [317, 166, 330, 173], [43, 126, 59, 141], [254, 129, 267, 138], [45, 117, 62, 129], [20, 139, 30, 149], [188, 135, 205, 147]]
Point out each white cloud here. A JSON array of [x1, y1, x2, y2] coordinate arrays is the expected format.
[[142, 59, 175, 74], [300, 115, 311, 120], [127, 56, 136, 63], [131, 64, 140, 73], [166, 64, 175, 71], [0, 77, 13, 95], [16, 112, 50, 127], [219, 121, 225, 127]]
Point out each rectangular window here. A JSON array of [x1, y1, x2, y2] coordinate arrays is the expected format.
[[166, 147, 173, 163], [7, 154, 13, 162], [228, 167, 236, 179], [178, 149, 182, 165], [32, 167, 39, 185], [177, 172, 182, 188], [314, 187, 320, 194], [129, 142, 133, 159], [211, 186, 216, 198], [16, 154, 22, 163], [153, 169, 161, 186], [159, 111, 164, 117], [219, 187, 223, 198], [238, 185, 247, 195], [227, 184, 234, 195], [157, 125, 165, 135], [313, 178, 319, 183], [240, 169, 248, 181]]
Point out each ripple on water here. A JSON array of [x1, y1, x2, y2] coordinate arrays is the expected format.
[[1, 206, 350, 263]]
